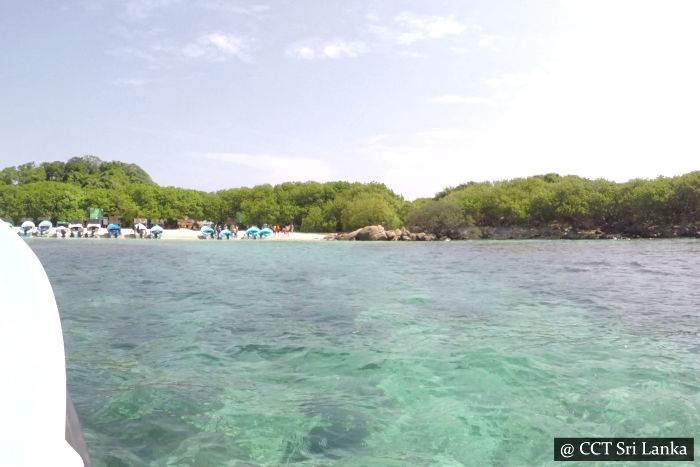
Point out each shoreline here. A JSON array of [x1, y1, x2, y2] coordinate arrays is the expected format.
[[14, 228, 328, 241]]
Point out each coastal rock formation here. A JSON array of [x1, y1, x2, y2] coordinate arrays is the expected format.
[[326, 223, 698, 241], [355, 225, 387, 241], [327, 225, 436, 241]]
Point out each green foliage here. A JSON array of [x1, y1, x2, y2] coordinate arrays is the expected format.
[[1, 157, 698, 235], [417, 172, 699, 234], [405, 196, 473, 236]]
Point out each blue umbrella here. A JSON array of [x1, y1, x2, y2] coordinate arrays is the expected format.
[[220, 228, 232, 239], [245, 226, 260, 237], [200, 226, 215, 238], [259, 227, 273, 237]]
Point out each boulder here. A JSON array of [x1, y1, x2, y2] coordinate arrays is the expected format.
[[355, 225, 387, 241], [385, 230, 396, 240], [337, 228, 362, 241]]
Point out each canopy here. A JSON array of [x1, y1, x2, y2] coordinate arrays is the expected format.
[[150, 225, 164, 232], [21, 221, 35, 229], [107, 224, 121, 231], [39, 220, 53, 229], [134, 223, 147, 230]]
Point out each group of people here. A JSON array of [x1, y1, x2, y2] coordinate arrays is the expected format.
[[269, 224, 294, 237], [212, 224, 238, 239]]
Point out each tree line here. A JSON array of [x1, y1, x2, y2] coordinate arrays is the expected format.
[[0, 157, 697, 234], [0, 156, 408, 231], [405, 172, 699, 236]]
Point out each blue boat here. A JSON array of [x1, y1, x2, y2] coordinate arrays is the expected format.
[[37, 220, 53, 236], [220, 229, 232, 239], [200, 226, 215, 239], [245, 226, 260, 238], [107, 223, 122, 238], [150, 225, 163, 239]]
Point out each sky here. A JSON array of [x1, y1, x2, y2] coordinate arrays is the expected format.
[[1, 0, 699, 199]]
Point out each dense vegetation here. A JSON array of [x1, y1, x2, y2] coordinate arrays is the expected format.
[[0, 156, 408, 231], [405, 172, 699, 236], [0, 157, 697, 235]]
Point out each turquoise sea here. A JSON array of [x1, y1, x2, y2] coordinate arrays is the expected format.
[[28, 239, 700, 466]]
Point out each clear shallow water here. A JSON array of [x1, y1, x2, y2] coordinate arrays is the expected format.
[[27, 239, 700, 466]]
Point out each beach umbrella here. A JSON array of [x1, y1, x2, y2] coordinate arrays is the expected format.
[[5, 221, 13, 228], [107, 224, 121, 231], [134, 223, 147, 230], [21, 221, 35, 229], [245, 226, 260, 237], [259, 227, 273, 237], [38, 220, 52, 229], [200, 226, 215, 238], [151, 225, 163, 232]]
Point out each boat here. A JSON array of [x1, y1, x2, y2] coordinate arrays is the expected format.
[[20, 220, 35, 237], [245, 226, 260, 238], [133, 223, 147, 239], [107, 224, 122, 238], [37, 220, 53, 237], [85, 223, 100, 238], [56, 222, 70, 238], [68, 221, 84, 238], [150, 225, 163, 239], [200, 226, 215, 239], [0, 221, 90, 466]]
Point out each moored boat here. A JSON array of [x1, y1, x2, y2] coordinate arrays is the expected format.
[[150, 225, 163, 239], [37, 220, 53, 237], [107, 224, 122, 238], [20, 220, 35, 237]]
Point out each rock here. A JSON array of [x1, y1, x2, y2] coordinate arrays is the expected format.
[[355, 225, 387, 241], [385, 230, 396, 241], [323, 233, 338, 240], [424, 234, 437, 241], [414, 232, 426, 241], [337, 228, 362, 241]]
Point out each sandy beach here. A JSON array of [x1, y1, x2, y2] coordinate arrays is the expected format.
[[13, 227, 328, 241]]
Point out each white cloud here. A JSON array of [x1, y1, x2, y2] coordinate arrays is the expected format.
[[427, 95, 495, 105], [204, 153, 336, 183], [394, 13, 466, 44], [182, 33, 248, 61], [286, 40, 368, 60]]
